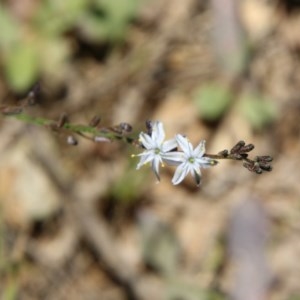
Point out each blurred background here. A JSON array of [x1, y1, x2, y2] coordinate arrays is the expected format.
[[1, 0, 300, 299]]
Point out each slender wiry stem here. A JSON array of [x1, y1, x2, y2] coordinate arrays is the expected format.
[[204, 153, 232, 160], [3, 113, 126, 141], [2, 110, 273, 174]]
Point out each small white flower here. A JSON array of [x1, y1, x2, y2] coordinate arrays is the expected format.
[[163, 134, 217, 186], [135, 121, 177, 180]]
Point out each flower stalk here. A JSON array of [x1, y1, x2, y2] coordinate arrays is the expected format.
[[1, 100, 273, 186]]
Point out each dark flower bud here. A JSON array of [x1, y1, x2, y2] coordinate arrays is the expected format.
[[145, 120, 153, 135], [240, 144, 255, 153], [243, 161, 253, 171], [233, 153, 248, 160], [218, 149, 229, 157], [255, 168, 263, 174], [67, 135, 78, 146], [255, 156, 273, 163], [230, 141, 245, 154], [119, 122, 132, 133], [27, 82, 41, 105], [89, 116, 101, 127], [57, 113, 68, 128], [259, 162, 272, 172]]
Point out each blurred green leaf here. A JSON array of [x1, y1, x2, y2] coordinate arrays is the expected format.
[[211, 0, 249, 78], [95, 0, 139, 41], [240, 94, 277, 130], [78, 13, 109, 41], [2, 280, 19, 300], [38, 37, 69, 80], [4, 43, 39, 91], [288, 295, 300, 300], [35, 0, 87, 35], [0, 7, 19, 50], [167, 279, 206, 300], [99, 0, 138, 21], [110, 162, 146, 203], [139, 213, 181, 275], [193, 83, 232, 121]]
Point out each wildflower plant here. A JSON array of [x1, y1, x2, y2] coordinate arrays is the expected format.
[[0, 84, 273, 187]]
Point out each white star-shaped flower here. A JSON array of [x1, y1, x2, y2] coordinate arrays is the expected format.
[[136, 121, 177, 180], [163, 134, 217, 186]]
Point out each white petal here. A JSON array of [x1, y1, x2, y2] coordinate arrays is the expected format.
[[152, 121, 165, 145], [191, 163, 201, 175], [162, 151, 185, 165], [136, 151, 155, 169], [139, 132, 155, 149], [175, 134, 193, 155], [186, 163, 201, 186], [193, 140, 206, 157], [161, 138, 177, 152], [152, 156, 161, 180], [172, 162, 190, 185], [192, 169, 202, 186]]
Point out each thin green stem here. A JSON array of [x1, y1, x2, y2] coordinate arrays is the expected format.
[[8, 113, 120, 140]]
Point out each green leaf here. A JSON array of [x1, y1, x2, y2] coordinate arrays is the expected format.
[[109, 161, 147, 204], [99, 0, 138, 21], [34, 0, 87, 35], [3, 280, 19, 300], [4, 43, 39, 91], [38, 37, 69, 79], [78, 13, 109, 41], [193, 83, 232, 121], [240, 95, 277, 130], [140, 217, 181, 276], [0, 7, 19, 49], [94, 0, 139, 41]]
